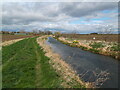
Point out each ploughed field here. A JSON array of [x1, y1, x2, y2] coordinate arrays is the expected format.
[[61, 34, 120, 42], [2, 34, 34, 42], [2, 37, 61, 88]]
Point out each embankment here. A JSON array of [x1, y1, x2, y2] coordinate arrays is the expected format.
[[37, 35, 92, 88]]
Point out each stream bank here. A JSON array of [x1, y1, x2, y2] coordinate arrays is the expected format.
[[56, 37, 120, 60], [37, 36, 89, 88], [47, 37, 119, 88]]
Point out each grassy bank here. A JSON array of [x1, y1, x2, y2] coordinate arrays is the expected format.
[[2, 37, 86, 88], [2, 37, 61, 88], [37, 36, 90, 88]]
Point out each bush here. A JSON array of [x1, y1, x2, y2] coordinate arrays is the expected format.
[[73, 40, 79, 43], [54, 32, 61, 38], [89, 42, 104, 49]]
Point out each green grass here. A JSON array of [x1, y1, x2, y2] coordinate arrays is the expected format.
[[89, 48, 100, 54], [2, 37, 61, 88], [89, 42, 105, 49], [110, 44, 120, 51], [79, 46, 88, 50]]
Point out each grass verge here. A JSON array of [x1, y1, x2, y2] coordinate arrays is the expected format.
[[2, 37, 61, 88]]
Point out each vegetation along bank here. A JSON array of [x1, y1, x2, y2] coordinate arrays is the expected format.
[[2, 36, 89, 88], [54, 36, 120, 60]]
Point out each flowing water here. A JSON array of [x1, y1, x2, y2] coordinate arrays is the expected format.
[[46, 37, 119, 88]]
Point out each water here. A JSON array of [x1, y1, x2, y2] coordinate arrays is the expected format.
[[46, 37, 119, 88]]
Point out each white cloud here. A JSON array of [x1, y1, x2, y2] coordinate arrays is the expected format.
[[1, 0, 119, 2], [1, 2, 118, 33]]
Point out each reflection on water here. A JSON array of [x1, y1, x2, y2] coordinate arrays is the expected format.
[[46, 37, 119, 88]]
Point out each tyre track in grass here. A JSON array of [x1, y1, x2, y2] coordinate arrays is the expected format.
[[34, 38, 61, 88], [34, 39, 41, 87]]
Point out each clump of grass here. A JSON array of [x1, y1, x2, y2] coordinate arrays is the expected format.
[[89, 48, 100, 53], [79, 46, 88, 50], [70, 44, 78, 47], [89, 42, 105, 49], [110, 44, 120, 51]]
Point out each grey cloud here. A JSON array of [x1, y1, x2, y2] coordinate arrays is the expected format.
[[1, 2, 118, 33], [2, 2, 62, 25], [2, 2, 117, 25], [59, 2, 117, 17]]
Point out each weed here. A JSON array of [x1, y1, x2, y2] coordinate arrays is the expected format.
[[73, 40, 79, 43], [79, 46, 88, 50], [70, 44, 78, 47], [89, 48, 100, 53], [89, 42, 105, 49], [110, 44, 120, 51]]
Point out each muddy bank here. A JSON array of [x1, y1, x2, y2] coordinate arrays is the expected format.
[[37, 36, 91, 88]]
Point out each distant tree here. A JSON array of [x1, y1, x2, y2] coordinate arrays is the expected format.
[[98, 25, 113, 34], [71, 30, 78, 38], [2, 31, 9, 34], [44, 30, 52, 35], [19, 29, 26, 33], [90, 33, 98, 35], [32, 29, 39, 34], [54, 32, 61, 38], [38, 30, 43, 34], [98, 25, 113, 41]]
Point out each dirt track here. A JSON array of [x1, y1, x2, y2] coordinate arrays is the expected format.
[[1, 38, 24, 46]]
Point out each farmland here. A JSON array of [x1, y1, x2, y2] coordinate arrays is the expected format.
[[2, 34, 34, 42], [61, 34, 120, 42]]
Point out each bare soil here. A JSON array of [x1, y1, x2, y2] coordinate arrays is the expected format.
[[2, 34, 34, 42], [61, 34, 120, 43]]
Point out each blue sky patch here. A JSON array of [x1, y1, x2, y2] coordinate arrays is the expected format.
[[91, 17, 111, 21]]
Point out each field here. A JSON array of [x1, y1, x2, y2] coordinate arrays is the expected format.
[[2, 37, 61, 88], [2, 34, 34, 42], [61, 34, 120, 42]]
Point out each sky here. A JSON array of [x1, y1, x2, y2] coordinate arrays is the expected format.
[[1, 0, 119, 34]]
